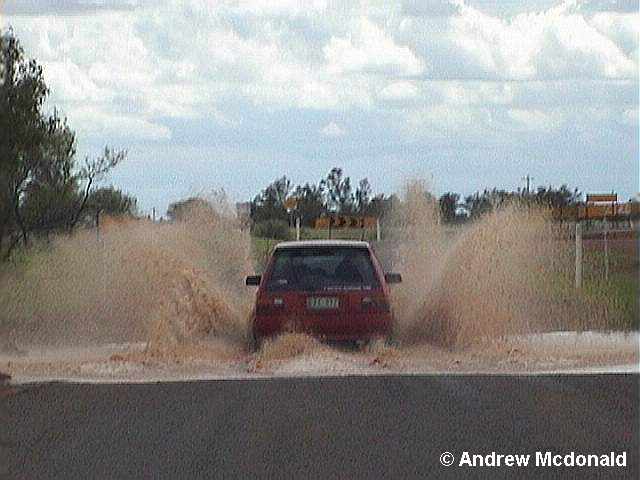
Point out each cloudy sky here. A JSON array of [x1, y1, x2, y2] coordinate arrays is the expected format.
[[2, 0, 638, 215]]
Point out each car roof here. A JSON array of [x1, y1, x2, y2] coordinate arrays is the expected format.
[[274, 240, 370, 249]]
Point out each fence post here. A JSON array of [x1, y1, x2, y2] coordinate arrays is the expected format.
[[603, 218, 609, 281], [575, 222, 583, 289]]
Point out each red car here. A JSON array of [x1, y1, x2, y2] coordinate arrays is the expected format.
[[245, 240, 401, 350]]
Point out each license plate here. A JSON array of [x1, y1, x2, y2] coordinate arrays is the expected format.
[[307, 297, 339, 310]]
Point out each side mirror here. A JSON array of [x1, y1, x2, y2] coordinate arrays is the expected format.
[[384, 273, 402, 284], [245, 275, 262, 286]]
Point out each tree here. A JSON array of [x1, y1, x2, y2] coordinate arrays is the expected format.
[[463, 184, 582, 220], [355, 178, 371, 214], [533, 185, 581, 208], [464, 189, 516, 219], [167, 197, 215, 222], [68, 147, 126, 230], [86, 187, 137, 219], [250, 176, 291, 224], [0, 29, 49, 253], [20, 111, 79, 235], [322, 167, 354, 214], [292, 182, 326, 227], [368, 193, 397, 220], [0, 30, 127, 258], [439, 192, 460, 224]]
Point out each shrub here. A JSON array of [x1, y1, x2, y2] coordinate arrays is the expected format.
[[252, 220, 292, 240]]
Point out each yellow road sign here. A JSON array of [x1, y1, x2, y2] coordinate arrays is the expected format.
[[283, 197, 298, 210], [586, 193, 617, 203], [552, 202, 639, 221], [314, 215, 377, 229]]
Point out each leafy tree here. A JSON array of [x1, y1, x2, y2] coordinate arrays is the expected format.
[[250, 176, 291, 224], [355, 178, 371, 214], [0, 30, 127, 258], [322, 167, 354, 214], [292, 182, 326, 227], [252, 219, 291, 240], [464, 189, 513, 219], [533, 185, 581, 208], [463, 185, 581, 219], [167, 197, 214, 222], [368, 193, 397, 220], [68, 147, 126, 229], [0, 29, 49, 253], [86, 187, 137, 219], [439, 192, 460, 224]]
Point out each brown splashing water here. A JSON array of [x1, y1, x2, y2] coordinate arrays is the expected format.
[[0, 197, 253, 359], [0, 186, 622, 366], [386, 180, 619, 349]]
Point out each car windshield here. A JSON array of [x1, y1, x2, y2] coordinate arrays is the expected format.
[[267, 247, 380, 292]]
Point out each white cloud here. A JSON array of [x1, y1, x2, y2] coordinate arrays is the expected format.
[[225, 0, 328, 17], [440, 81, 514, 105], [320, 122, 346, 137], [507, 108, 564, 132], [446, 2, 637, 80], [589, 12, 639, 55], [69, 106, 171, 140], [405, 104, 494, 141], [323, 17, 425, 76], [379, 81, 420, 101], [42, 60, 108, 102], [3, 0, 637, 154]]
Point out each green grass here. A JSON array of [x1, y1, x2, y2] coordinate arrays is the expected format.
[[297, 227, 378, 241], [584, 273, 638, 330], [541, 244, 638, 331], [251, 237, 278, 273], [582, 248, 638, 330]]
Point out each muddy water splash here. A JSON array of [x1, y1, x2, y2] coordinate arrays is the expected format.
[[388, 181, 604, 348], [0, 196, 252, 356]]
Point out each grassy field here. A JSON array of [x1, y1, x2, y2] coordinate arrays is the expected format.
[[582, 242, 638, 330]]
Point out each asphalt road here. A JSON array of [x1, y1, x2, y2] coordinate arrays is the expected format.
[[1, 374, 638, 479]]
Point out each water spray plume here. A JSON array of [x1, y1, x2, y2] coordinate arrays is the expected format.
[[0, 194, 253, 356], [389, 179, 609, 348], [0, 183, 631, 373]]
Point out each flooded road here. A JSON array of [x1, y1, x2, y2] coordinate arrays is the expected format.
[[3, 331, 637, 384]]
